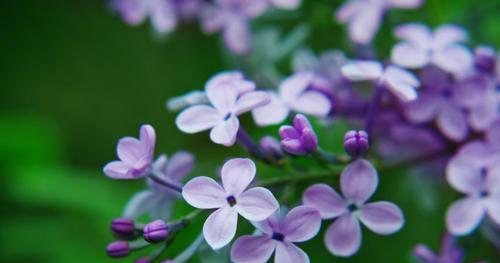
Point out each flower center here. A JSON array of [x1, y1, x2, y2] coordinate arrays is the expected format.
[[479, 190, 489, 198], [272, 232, 285, 242], [224, 113, 232, 121], [347, 204, 358, 212], [226, 195, 237, 207], [441, 88, 453, 98]]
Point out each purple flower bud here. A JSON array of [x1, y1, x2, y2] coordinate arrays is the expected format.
[[106, 241, 130, 258], [474, 46, 496, 74], [143, 220, 169, 243], [259, 136, 283, 160], [344, 130, 369, 158], [279, 114, 318, 155], [110, 218, 136, 240], [135, 258, 150, 263]]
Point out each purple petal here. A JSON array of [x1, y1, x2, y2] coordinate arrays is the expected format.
[[139, 124, 156, 157], [324, 214, 362, 257], [293, 114, 313, 131], [234, 91, 270, 115], [413, 244, 438, 263], [279, 125, 300, 139], [346, 4, 383, 45], [433, 25, 468, 48], [176, 105, 221, 133], [486, 195, 500, 225], [486, 121, 500, 149], [281, 138, 307, 155], [209, 114, 239, 146], [302, 184, 347, 219], [269, 0, 301, 10], [182, 176, 226, 209], [446, 197, 486, 235], [341, 61, 383, 81], [113, 0, 148, 25], [253, 212, 281, 235], [359, 201, 404, 235], [446, 156, 484, 194], [468, 94, 497, 131], [205, 71, 255, 94], [275, 242, 309, 263], [289, 91, 331, 116], [394, 23, 432, 47], [164, 151, 195, 182], [405, 95, 438, 123], [436, 103, 468, 141], [252, 92, 290, 126], [432, 45, 473, 75], [117, 137, 144, 164], [149, 0, 177, 34], [279, 72, 313, 103], [391, 42, 430, 68], [103, 161, 133, 179], [230, 235, 276, 263], [221, 158, 256, 196], [206, 82, 238, 113], [340, 159, 378, 204], [283, 206, 322, 242], [203, 207, 239, 249], [223, 16, 251, 54], [237, 187, 279, 221], [336, 0, 362, 23]]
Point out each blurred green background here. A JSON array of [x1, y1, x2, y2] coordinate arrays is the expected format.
[[1, 0, 499, 262]]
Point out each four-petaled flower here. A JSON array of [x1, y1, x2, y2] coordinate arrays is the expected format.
[[279, 114, 318, 155], [303, 159, 404, 256], [182, 158, 279, 249], [231, 205, 321, 263]]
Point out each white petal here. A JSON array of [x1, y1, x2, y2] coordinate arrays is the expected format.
[[251, 92, 290, 126], [341, 60, 383, 81], [432, 45, 473, 75], [176, 105, 221, 133], [182, 176, 226, 209], [289, 91, 331, 116], [209, 115, 240, 146], [221, 158, 256, 196], [236, 187, 279, 221], [203, 207, 239, 249], [234, 91, 270, 115], [391, 42, 430, 68]]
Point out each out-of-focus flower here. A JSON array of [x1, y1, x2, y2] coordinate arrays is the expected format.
[[182, 158, 279, 249], [268, 0, 301, 10], [135, 257, 151, 263], [252, 73, 331, 126], [111, 218, 136, 240], [143, 219, 169, 243], [341, 60, 420, 102], [176, 72, 269, 146], [303, 159, 404, 256], [336, 0, 423, 45], [445, 141, 500, 235], [103, 125, 156, 179], [486, 120, 500, 150], [413, 232, 464, 263], [391, 23, 473, 75], [106, 241, 130, 258], [474, 46, 497, 75], [279, 114, 318, 155], [344, 130, 369, 158], [260, 136, 284, 160], [230, 205, 321, 263]]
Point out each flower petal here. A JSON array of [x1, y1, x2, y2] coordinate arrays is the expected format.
[[117, 137, 144, 164], [391, 42, 430, 68], [446, 197, 486, 235], [149, 0, 177, 33], [432, 45, 473, 75], [176, 105, 221, 133], [386, 0, 423, 8], [394, 23, 432, 48], [203, 207, 239, 249], [269, 0, 301, 9], [209, 114, 239, 146], [302, 184, 347, 219], [221, 158, 256, 196], [341, 60, 383, 81], [139, 124, 156, 157], [340, 159, 378, 204], [234, 91, 270, 115], [446, 156, 484, 194], [275, 242, 310, 263], [164, 151, 195, 182], [182, 176, 226, 209], [436, 103, 468, 142], [468, 94, 498, 131], [113, 0, 148, 25], [359, 201, 404, 235], [230, 235, 276, 263], [405, 95, 438, 123], [253, 212, 281, 235], [324, 214, 362, 257], [205, 71, 255, 94], [237, 187, 279, 221], [283, 206, 322, 242], [279, 72, 313, 103], [222, 16, 251, 54], [252, 92, 290, 126], [206, 82, 238, 113], [289, 91, 331, 116], [433, 24, 468, 48], [103, 161, 133, 179], [486, 194, 500, 225], [347, 4, 383, 45]]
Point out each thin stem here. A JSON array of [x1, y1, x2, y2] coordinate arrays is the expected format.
[[147, 174, 183, 193], [365, 81, 385, 137]]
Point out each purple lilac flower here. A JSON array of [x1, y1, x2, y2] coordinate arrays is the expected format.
[[230, 205, 321, 263], [252, 72, 331, 126], [303, 159, 404, 256], [176, 72, 269, 146], [413, 232, 464, 263], [391, 23, 473, 75], [143, 219, 169, 243], [279, 114, 318, 155], [182, 158, 279, 249], [336, 0, 423, 45], [268, 0, 301, 9], [103, 124, 156, 179], [341, 60, 420, 102], [123, 151, 194, 220], [344, 130, 369, 158], [107, 241, 130, 258], [445, 141, 500, 235]]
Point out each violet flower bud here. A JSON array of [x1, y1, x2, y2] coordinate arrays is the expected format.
[[474, 46, 496, 74], [279, 114, 318, 155], [259, 136, 283, 160], [344, 130, 369, 158], [143, 220, 169, 243], [106, 241, 130, 258], [110, 218, 136, 240]]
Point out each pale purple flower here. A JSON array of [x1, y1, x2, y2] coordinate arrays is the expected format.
[[445, 141, 500, 235], [279, 114, 318, 155], [252, 72, 332, 126], [268, 0, 301, 10], [303, 159, 404, 256], [182, 158, 279, 249], [391, 23, 473, 75], [230, 205, 321, 263], [486, 120, 500, 150], [341, 60, 420, 102], [176, 72, 269, 146], [413, 232, 464, 263], [336, 0, 423, 45], [104, 125, 156, 179]]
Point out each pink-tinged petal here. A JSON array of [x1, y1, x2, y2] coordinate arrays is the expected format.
[[289, 91, 332, 116], [347, 4, 383, 45], [176, 105, 221, 133], [205, 71, 255, 94], [432, 45, 473, 75], [335, 0, 363, 22], [221, 158, 256, 196], [433, 24, 468, 49], [446, 197, 486, 235], [341, 61, 383, 81], [468, 94, 497, 131], [239, 0, 269, 18], [223, 17, 251, 54], [279, 125, 300, 139], [385, 0, 423, 8], [206, 83, 238, 113], [405, 95, 438, 123], [275, 242, 309, 263], [341, 159, 378, 204], [104, 161, 134, 179], [113, 0, 148, 25], [149, 0, 177, 33], [486, 194, 500, 225], [139, 124, 156, 158], [436, 104, 468, 142], [203, 207, 239, 249], [394, 23, 432, 48], [234, 91, 270, 115], [230, 235, 276, 263], [209, 115, 240, 146], [252, 92, 290, 126], [391, 42, 430, 68], [117, 137, 143, 164], [182, 176, 226, 209], [446, 157, 484, 194], [325, 214, 362, 257], [165, 151, 195, 182], [280, 72, 313, 103], [253, 212, 281, 235], [303, 184, 347, 219], [237, 187, 279, 221], [283, 206, 322, 242], [359, 201, 404, 235], [281, 138, 307, 155], [269, 0, 301, 10]]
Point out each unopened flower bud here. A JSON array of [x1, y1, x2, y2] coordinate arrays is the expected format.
[[135, 257, 150, 263], [106, 241, 130, 258], [111, 218, 136, 240], [279, 114, 318, 155], [260, 136, 283, 160], [344, 130, 369, 158], [143, 220, 169, 243]]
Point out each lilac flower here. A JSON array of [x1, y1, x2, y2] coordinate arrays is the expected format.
[[176, 72, 269, 146], [252, 72, 332, 126], [230, 205, 321, 263], [279, 114, 318, 155], [268, 0, 301, 9], [413, 232, 464, 263], [341, 60, 420, 102], [303, 159, 404, 256], [103, 125, 156, 179], [182, 158, 279, 249], [445, 141, 500, 235], [336, 0, 423, 45], [474, 46, 497, 75], [344, 130, 369, 158], [391, 23, 473, 75], [123, 151, 194, 220]]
